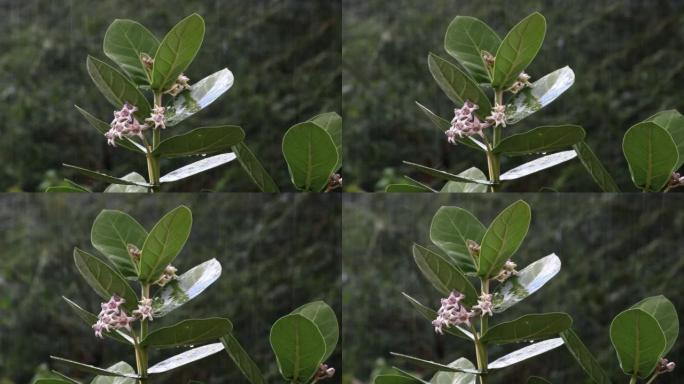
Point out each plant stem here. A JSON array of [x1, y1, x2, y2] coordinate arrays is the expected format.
[[475, 278, 490, 384], [148, 92, 163, 192], [485, 90, 504, 192], [645, 373, 660, 384], [629, 374, 638, 384], [134, 284, 151, 384]]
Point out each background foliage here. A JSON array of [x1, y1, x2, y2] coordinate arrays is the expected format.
[[343, 0, 684, 191], [343, 194, 683, 383], [0, 194, 341, 384], [0, 0, 340, 192]]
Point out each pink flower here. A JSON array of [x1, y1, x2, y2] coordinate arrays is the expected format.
[[487, 103, 507, 128], [445, 101, 491, 145], [657, 357, 676, 374], [92, 295, 136, 339], [432, 291, 472, 333], [133, 297, 154, 321], [472, 293, 493, 317], [145, 105, 166, 130], [105, 103, 149, 146], [496, 260, 519, 282]]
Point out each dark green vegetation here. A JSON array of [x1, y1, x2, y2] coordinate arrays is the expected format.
[[343, 0, 684, 191], [343, 194, 683, 383], [1, 0, 340, 191], [0, 194, 341, 383]]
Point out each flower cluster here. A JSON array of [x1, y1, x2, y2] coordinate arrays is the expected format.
[[166, 73, 191, 96], [446, 101, 488, 144], [133, 297, 154, 321], [508, 72, 532, 94], [145, 105, 166, 130], [657, 357, 676, 374], [313, 363, 336, 381], [432, 291, 495, 334], [495, 260, 519, 282], [92, 295, 136, 338], [472, 293, 493, 317], [488, 103, 507, 128], [155, 264, 178, 287], [105, 103, 148, 146]]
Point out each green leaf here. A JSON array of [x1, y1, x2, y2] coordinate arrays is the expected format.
[[75, 106, 145, 153], [49, 372, 82, 384], [623, 122, 678, 191], [221, 334, 265, 384], [232, 142, 280, 192], [103, 19, 160, 85], [148, 343, 225, 374], [374, 375, 424, 384], [647, 109, 684, 169], [86, 56, 151, 119], [270, 314, 326, 383], [104, 173, 150, 193], [91, 209, 148, 278], [164, 68, 234, 126], [505, 67, 575, 124], [35, 380, 73, 384], [153, 258, 222, 317], [430, 358, 477, 384], [560, 329, 613, 384], [310, 112, 343, 172], [488, 338, 564, 369], [428, 53, 491, 117], [444, 16, 501, 84], [91, 361, 137, 384], [477, 200, 531, 279], [573, 141, 621, 192], [404, 161, 492, 186], [415, 102, 485, 151], [390, 353, 480, 375], [63, 164, 152, 188], [492, 13, 546, 90], [46, 186, 88, 193], [441, 168, 488, 193], [50, 357, 139, 379], [151, 14, 205, 91], [62, 297, 133, 345], [72, 248, 138, 310], [631, 296, 679, 356], [526, 377, 551, 384], [282, 122, 338, 192], [139, 205, 192, 283], [292, 301, 339, 361], [412, 244, 478, 306], [429, 206, 486, 274], [159, 153, 237, 184], [610, 308, 666, 377], [499, 150, 577, 181], [492, 254, 561, 313], [401, 292, 473, 340], [386, 184, 430, 193], [153, 126, 245, 158], [141, 318, 233, 348], [481, 313, 572, 344], [493, 125, 585, 156]]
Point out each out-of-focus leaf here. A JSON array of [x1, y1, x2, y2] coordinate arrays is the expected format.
[[430, 358, 477, 384], [91, 361, 137, 384]]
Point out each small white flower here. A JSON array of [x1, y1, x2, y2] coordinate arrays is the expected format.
[[487, 103, 507, 128], [133, 297, 154, 321], [145, 105, 166, 130], [496, 259, 519, 282], [155, 264, 179, 287], [472, 293, 493, 317]]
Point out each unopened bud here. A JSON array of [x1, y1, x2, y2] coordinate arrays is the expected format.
[[141, 53, 154, 70], [466, 240, 480, 258], [127, 244, 141, 261]]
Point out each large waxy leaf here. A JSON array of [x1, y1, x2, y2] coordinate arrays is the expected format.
[[153, 258, 222, 317], [91, 210, 148, 278], [623, 122, 678, 191], [310, 112, 343, 172], [141, 318, 233, 348], [73, 248, 138, 310], [573, 141, 621, 192], [50, 357, 139, 379], [481, 313, 572, 344], [505, 67, 575, 124], [62, 297, 133, 345], [610, 308, 666, 377], [390, 353, 480, 375], [631, 296, 679, 356], [164, 68, 235, 126], [139, 205, 192, 283], [477, 200, 531, 279], [221, 334, 265, 384], [441, 168, 489, 193], [374, 375, 424, 384], [412, 244, 478, 306], [428, 53, 491, 117], [282, 122, 338, 191], [647, 110, 684, 169], [430, 358, 477, 384], [429, 206, 486, 274], [159, 153, 236, 184], [488, 338, 564, 369], [499, 150, 577, 181], [444, 16, 501, 84], [560, 329, 613, 384], [148, 343, 225, 374], [151, 14, 205, 91], [91, 361, 137, 384], [415, 102, 486, 151], [404, 162, 492, 186], [270, 314, 326, 383], [103, 19, 160, 85], [492, 253, 561, 313], [232, 142, 280, 192], [63, 164, 152, 188], [86, 56, 151, 119], [493, 125, 585, 156], [492, 13, 546, 90], [104, 173, 149, 193], [153, 126, 244, 158], [75, 106, 145, 153], [292, 301, 339, 361], [401, 292, 473, 340]]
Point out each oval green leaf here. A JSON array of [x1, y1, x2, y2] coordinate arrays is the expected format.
[[610, 308, 666, 378], [73, 248, 138, 310], [292, 301, 339, 361], [444, 16, 501, 84], [429, 206, 486, 274], [488, 338, 564, 369], [477, 200, 531, 279], [86, 56, 151, 119], [492, 13, 546, 90], [440, 168, 489, 193], [282, 122, 338, 192], [623, 122, 678, 191], [310, 112, 342, 172], [631, 296, 679, 356], [153, 258, 222, 317], [91, 210, 148, 278], [139, 205, 192, 283], [428, 53, 491, 117], [499, 150, 577, 181], [560, 329, 613, 384], [104, 172, 149, 193], [430, 358, 477, 384], [164, 68, 234, 126], [270, 314, 326, 383], [493, 125, 585, 156], [91, 361, 137, 384], [221, 334, 266, 384], [492, 253, 561, 313], [103, 19, 160, 85], [159, 153, 236, 184], [647, 109, 684, 169], [505, 67, 575, 124], [147, 343, 225, 374], [412, 244, 478, 306], [481, 313, 572, 344], [232, 142, 280, 193], [141, 317, 233, 348], [151, 14, 205, 91], [153, 126, 245, 158]]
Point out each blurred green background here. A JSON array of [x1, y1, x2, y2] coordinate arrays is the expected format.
[[343, 194, 683, 383], [343, 0, 684, 191], [0, 0, 340, 192], [0, 194, 341, 383]]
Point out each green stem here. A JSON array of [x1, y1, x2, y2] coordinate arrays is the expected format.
[[148, 92, 163, 192], [475, 279, 490, 384], [135, 284, 151, 384], [629, 374, 638, 384], [645, 373, 659, 384]]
